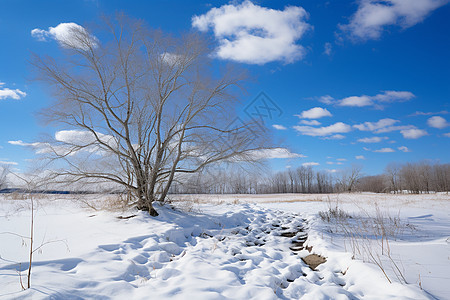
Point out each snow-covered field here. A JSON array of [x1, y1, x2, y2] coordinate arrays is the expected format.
[[0, 193, 448, 299]]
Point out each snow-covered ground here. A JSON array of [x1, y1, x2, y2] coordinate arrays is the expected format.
[[0, 193, 448, 299]]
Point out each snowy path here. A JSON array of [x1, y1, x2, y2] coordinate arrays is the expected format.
[[0, 199, 429, 299]]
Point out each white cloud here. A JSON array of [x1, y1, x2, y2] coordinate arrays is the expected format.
[[373, 90, 415, 102], [353, 118, 416, 134], [296, 107, 332, 119], [9, 130, 118, 156], [318, 95, 335, 104], [326, 161, 334, 165], [355, 155, 366, 160], [354, 118, 399, 131], [272, 124, 287, 130], [0, 160, 18, 165], [357, 136, 388, 143], [400, 128, 428, 139], [339, 95, 373, 107], [293, 122, 351, 137], [337, 158, 347, 161], [322, 134, 346, 140], [337, 91, 414, 108], [444, 133, 450, 137], [8, 140, 36, 147], [0, 82, 26, 100], [427, 116, 448, 129], [363, 147, 371, 151], [192, 1, 311, 64], [326, 169, 338, 173], [299, 120, 321, 126], [324, 42, 332, 56], [302, 162, 319, 167], [31, 22, 97, 50], [398, 146, 411, 152], [374, 147, 395, 153], [340, 0, 449, 41], [410, 110, 449, 116], [248, 148, 306, 159]]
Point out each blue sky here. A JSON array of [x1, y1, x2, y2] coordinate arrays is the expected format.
[[0, 0, 449, 176]]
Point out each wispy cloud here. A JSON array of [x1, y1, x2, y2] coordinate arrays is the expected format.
[[355, 155, 366, 160], [324, 42, 332, 56], [357, 136, 388, 143], [319, 90, 414, 109], [302, 162, 319, 167], [0, 160, 18, 165], [293, 122, 351, 137], [192, 1, 311, 64], [272, 124, 287, 130], [374, 147, 395, 153], [339, 0, 449, 41], [247, 148, 306, 159], [409, 110, 449, 116], [354, 118, 416, 134], [398, 146, 411, 152], [299, 120, 321, 126]]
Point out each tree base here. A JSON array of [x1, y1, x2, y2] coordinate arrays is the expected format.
[[137, 205, 159, 216]]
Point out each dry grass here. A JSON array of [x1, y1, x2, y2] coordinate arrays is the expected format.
[[319, 198, 413, 284]]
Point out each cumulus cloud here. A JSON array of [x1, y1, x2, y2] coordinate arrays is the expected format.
[[296, 107, 332, 119], [302, 162, 319, 167], [299, 120, 321, 126], [374, 147, 395, 153], [340, 0, 449, 41], [293, 122, 352, 137], [31, 22, 97, 50], [192, 1, 311, 64], [427, 116, 448, 129], [248, 148, 306, 159], [400, 128, 428, 139], [0, 82, 26, 100], [272, 124, 287, 130], [398, 146, 411, 152], [9, 130, 118, 156], [357, 136, 388, 143], [340, 95, 373, 107], [355, 155, 366, 160]]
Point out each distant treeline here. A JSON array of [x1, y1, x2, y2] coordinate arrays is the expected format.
[[169, 161, 450, 194]]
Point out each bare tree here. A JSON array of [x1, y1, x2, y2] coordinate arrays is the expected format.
[[31, 15, 266, 215], [0, 164, 10, 190], [385, 162, 401, 193], [336, 165, 362, 193]]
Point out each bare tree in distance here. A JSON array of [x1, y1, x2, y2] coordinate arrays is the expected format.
[[336, 164, 363, 193], [31, 14, 268, 216]]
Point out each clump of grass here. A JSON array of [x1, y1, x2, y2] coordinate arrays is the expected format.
[[319, 206, 352, 223]]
